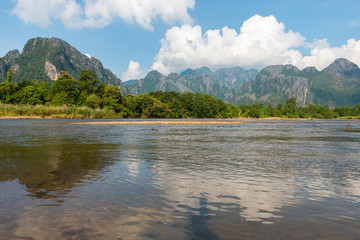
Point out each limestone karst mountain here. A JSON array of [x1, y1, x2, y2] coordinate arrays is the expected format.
[[0, 37, 128, 95]]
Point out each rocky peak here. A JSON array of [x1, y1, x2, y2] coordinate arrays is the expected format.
[[283, 64, 301, 74], [168, 72, 180, 79], [1, 36, 129, 94], [180, 66, 212, 76], [302, 66, 319, 74], [259, 64, 300, 77], [195, 66, 212, 76], [145, 70, 164, 79], [324, 58, 360, 77], [4, 50, 20, 63], [259, 65, 284, 76]]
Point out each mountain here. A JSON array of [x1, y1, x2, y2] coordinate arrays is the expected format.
[[233, 58, 360, 107], [127, 59, 360, 107], [0, 37, 128, 95], [126, 70, 234, 100], [180, 66, 258, 87], [126, 66, 258, 101], [310, 58, 360, 106], [232, 64, 314, 106]]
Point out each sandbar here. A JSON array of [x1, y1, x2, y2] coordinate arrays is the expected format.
[[71, 120, 248, 125]]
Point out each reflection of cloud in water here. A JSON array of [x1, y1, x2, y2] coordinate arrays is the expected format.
[[10, 203, 188, 240], [127, 161, 140, 177], [348, 180, 360, 199], [154, 163, 297, 223]]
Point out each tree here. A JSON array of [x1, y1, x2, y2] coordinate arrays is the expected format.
[[102, 84, 122, 112], [264, 104, 277, 117], [248, 103, 264, 118], [48, 71, 79, 105], [334, 106, 352, 117], [85, 94, 102, 109], [0, 69, 17, 103], [6, 68, 16, 83], [79, 70, 100, 95], [284, 97, 299, 118], [133, 94, 164, 118], [14, 85, 43, 105]]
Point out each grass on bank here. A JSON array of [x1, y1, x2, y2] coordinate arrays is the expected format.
[[0, 103, 122, 119], [1, 103, 360, 120]]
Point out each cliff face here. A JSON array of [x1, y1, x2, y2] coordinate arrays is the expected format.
[[308, 58, 360, 106], [127, 70, 234, 100], [0, 37, 128, 95], [232, 59, 360, 107], [232, 65, 314, 106], [127, 59, 360, 107], [180, 66, 258, 87], [126, 66, 258, 101]]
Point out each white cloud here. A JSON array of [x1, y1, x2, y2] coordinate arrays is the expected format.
[[11, 0, 195, 30], [122, 60, 144, 81], [299, 38, 360, 70], [151, 15, 360, 75], [84, 53, 92, 59], [152, 15, 305, 74]]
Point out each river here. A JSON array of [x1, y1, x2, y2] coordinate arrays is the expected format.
[[0, 119, 359, 239]]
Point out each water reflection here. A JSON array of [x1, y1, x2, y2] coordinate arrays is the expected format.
[[0, 141, 116, 199]]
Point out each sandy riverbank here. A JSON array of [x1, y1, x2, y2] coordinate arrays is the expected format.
[[71, 120, 249, 125], [0, 116, 44, 119]]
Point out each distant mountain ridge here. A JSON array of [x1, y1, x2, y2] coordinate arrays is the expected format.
[[127, 58, 360, 107], [0, 37, 128, 95], [125, 66, 258, 102], [127, 70, 234, 101], [180, 66, 259, 87]]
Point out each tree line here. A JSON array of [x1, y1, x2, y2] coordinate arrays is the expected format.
[[0, 69, 239, 118], [0, 69, 359, 119]]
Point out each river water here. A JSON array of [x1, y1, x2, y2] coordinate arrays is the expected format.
[[0, 119, 359, 239]]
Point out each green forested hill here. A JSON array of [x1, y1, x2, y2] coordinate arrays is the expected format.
[[0, 37, 128, 95]]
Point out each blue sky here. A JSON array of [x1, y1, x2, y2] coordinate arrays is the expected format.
[[1, 0, 360, 81]]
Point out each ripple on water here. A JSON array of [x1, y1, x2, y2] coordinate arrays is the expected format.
[[0, 119, 359, 239]]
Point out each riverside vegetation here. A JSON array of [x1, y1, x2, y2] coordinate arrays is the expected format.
[[0, 69, 360, 119]]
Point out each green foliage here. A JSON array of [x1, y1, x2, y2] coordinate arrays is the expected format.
[[14, 85, 43, 105], [264, 104, 277, 117], [1, 69, 360, 119], [0, 103, 119, 119], [48, 71, 79, 105], [85, 94, 102, 109], [102, 84, 122, 112], [284, 97, 299, 118], [0, 81, 17, 103], [79, 69, 101, 95], [6, 69, 16, 83]]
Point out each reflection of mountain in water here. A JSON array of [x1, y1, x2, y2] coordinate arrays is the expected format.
[[0, 141, 116, 199]]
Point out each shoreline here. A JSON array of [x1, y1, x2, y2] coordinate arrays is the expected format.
[[0, 116, 44, 119], [71, 120, 249, 125], [0, 116, 358, 121]]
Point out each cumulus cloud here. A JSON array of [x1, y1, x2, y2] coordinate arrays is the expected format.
[[122, 60, 144, 81], [151, 15, 360, 74], [11, 0, 195, 30], [299, 38, 360, 70], [152, 15, 305, 74]]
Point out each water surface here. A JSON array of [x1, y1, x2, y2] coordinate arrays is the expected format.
[[0, 119, 359, 239]]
